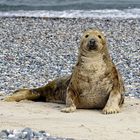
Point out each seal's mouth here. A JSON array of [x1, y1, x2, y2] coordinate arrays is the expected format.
[[87, 39, 97, 50]]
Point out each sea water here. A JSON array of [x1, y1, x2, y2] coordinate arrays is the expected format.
[[0, 0, 140, 18]]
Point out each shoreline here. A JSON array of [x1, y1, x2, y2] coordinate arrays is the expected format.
[[1, 16, 140, 19], [0, 9, 140, 18]]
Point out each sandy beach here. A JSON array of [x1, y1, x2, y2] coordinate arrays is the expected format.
[[0, 97, 140, 140]]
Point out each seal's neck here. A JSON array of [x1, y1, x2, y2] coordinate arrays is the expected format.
[[77, 50, 112, 69], [79, 53, 103, 64]]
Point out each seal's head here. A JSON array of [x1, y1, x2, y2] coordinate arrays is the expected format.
[[80, 28, 107, 56]]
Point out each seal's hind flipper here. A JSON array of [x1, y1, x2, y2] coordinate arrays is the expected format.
[[4, 75, 71, 103], [4, 89, 40, 102]]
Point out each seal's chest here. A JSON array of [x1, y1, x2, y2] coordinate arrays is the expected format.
[[77, 66, 111, 108], [76, 57, 111, 97], [78, 58, 107, 82]]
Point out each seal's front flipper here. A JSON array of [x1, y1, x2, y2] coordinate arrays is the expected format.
[[4, 89, 40, 102], [102, 90, 121, 114], [61, 105, 76, 113], [61, 88, 77, 113]]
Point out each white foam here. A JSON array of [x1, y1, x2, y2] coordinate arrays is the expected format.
[[0, 9, 140, 18]]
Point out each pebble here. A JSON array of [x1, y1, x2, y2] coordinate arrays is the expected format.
[[0, 131, 8, 139], [8, 134, 15, 138]]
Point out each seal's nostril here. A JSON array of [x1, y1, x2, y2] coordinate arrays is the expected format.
[[88, 39, 97, 50], [89, 39, 96, 46]]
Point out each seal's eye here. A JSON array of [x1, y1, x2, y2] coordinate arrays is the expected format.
[[98, 35, 102, 39], [85, 35, 89, 38]]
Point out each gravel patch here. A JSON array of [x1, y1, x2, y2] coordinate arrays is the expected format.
[[0, 128, 74, 140], [0, 17, 139, 98]]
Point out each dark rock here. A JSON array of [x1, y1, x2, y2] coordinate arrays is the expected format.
[[0, 131, 8, 139]]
